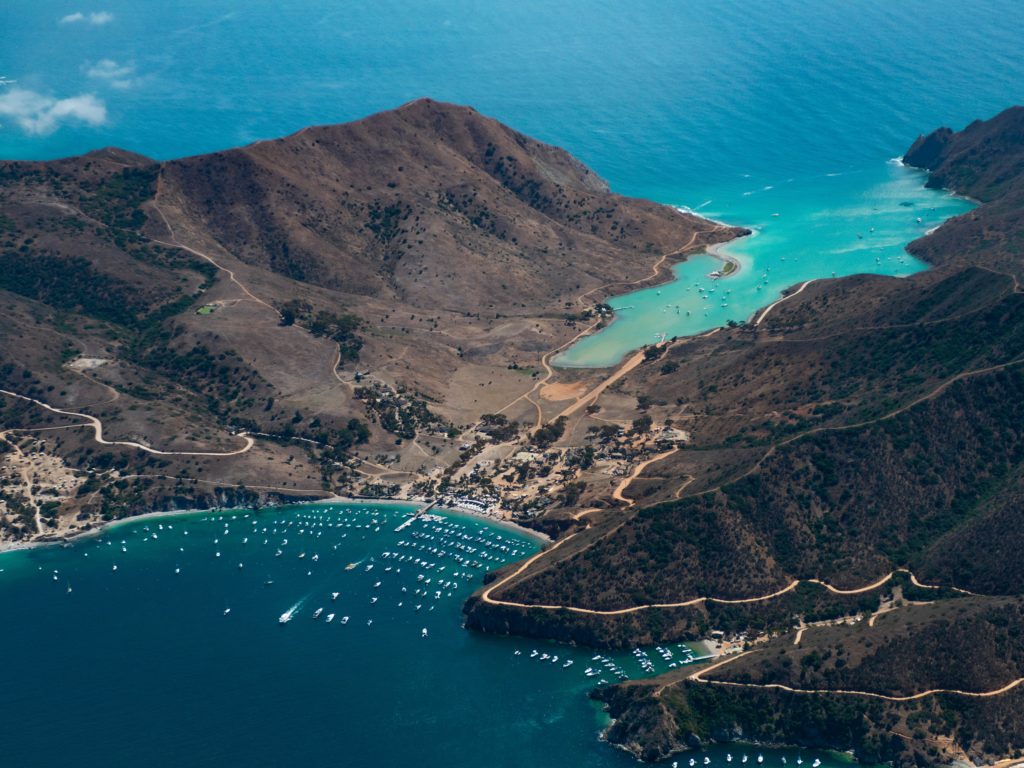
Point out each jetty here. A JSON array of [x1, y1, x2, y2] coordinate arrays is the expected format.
[[394, 499, 440, 532]]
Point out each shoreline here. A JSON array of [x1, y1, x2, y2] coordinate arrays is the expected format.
[[553, 237, 751, 371], [553, 221, 749, 370], [706, 240, 745, 277], [561, 158, 972, 370], [0, 493, 549, 557]]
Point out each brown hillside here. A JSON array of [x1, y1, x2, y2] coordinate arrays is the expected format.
[[158, 98, 734, 310]]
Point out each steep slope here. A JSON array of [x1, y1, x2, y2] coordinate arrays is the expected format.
[[465, 106, 1024, 764], [902, 105, 1024, 281], [597, 598, 1024, 767], [0, 100, 734, 544], [158, 98, 734, 310]]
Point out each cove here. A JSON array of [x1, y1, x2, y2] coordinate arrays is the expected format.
[[554, 162, 974, 368], [0, 501, 855, 768]]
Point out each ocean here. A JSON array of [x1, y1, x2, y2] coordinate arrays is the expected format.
[[0, 502, 846, 767], [2, 1, 1023, 764]]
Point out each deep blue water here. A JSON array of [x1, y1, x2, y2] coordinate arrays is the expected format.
[[0, 504, 847, 768], [2, 2, 1023, 764], [2, 0, 1022, 190]]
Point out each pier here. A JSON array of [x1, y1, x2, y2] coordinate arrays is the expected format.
[[394, 499, 439, 532]]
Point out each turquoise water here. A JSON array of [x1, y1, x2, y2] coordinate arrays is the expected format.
[[0, 503, 846, 768], [2, 1, 1024, 764], [555, 162, 974, 367], [1, 1, 1008, 368]]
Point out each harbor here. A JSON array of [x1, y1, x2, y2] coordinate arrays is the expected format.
[[0, 500, 853, 768]]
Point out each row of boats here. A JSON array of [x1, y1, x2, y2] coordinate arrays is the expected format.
[[258, 507, 528, 632], [84, 504, 527, 637], [514, 643, 705, 684], [672, 757, 822, 767]]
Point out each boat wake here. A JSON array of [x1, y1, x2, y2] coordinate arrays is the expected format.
[[278, 596, 307, 624]]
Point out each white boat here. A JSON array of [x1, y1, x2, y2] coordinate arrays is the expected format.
[[223, 608, 231, 616], [312, 607, 324, 619], [421, 627, 428, 638], [279, 609, 295, 624], [341, 616, 349, 624], [326, 613, 335, 623], [331, 591, 339, 601]]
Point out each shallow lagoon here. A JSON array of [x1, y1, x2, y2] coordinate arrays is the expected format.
[[555, 162, 973, 368]]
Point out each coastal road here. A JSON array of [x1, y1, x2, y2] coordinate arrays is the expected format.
[[493, 222, 729, 429], [478, 343, 1018, 617], [687, 650, 1024, 702], [752, 278, 817, 326]]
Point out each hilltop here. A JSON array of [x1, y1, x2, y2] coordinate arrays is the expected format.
[[0, 99, 736, 542]]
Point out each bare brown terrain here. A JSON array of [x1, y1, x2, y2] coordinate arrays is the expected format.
[[0, 98, 739, 544]]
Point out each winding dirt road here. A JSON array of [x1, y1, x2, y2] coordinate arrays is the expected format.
[[687, 651, 1024, 702], [0, 388, 254, 457], [480, 535, 973, 616], [752, 279, 817, 326], [151, 191, 281, 317]]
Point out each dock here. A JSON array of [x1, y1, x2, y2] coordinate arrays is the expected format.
[[394, 499, 439, 532]]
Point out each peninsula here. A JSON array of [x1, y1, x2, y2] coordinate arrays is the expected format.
[[0, 99, 741, 544]]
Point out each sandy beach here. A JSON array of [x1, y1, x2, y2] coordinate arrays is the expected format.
[[706, 240, 745, 278]]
